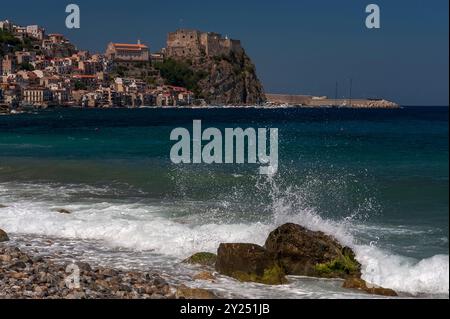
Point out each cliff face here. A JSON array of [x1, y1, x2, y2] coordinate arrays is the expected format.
[[194, 50, 265, 105], [164, 29, 265, 105]]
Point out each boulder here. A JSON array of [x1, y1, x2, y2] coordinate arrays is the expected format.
[[0, 229, 9, 242], [215, 243, 287, 285], [183, 252, 217, 267], [265, 223, 361, 279], [343, 278, 398, 297], [0, 204, 8, 209], [193, 271, 216, 282], [176, 284, 218, 299]]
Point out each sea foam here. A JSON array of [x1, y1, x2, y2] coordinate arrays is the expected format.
[[1, 198, 448, 296], [0, 180, 448, 296]]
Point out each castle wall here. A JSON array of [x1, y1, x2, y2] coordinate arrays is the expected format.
[[166, 30, 203, 58], [166, 29, 243, 59]]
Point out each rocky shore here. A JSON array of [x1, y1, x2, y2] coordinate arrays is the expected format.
[[0, 229, 218, 299], [0, 245, 175, 299], [1, 223, 399, 299]]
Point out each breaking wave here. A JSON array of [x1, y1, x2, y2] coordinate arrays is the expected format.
[[0, 180, 448, 296]]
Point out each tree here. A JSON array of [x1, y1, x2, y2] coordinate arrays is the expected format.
[[18, 62, 34, 71], [154, 58, 207, 95], [74, 80, 88, 91]]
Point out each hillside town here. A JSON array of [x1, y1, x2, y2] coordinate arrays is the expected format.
[[0, 20, 214, 111], [1, 19, 398, 112]]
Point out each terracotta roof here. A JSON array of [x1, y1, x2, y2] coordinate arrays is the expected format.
[[72, 75, 97, 79], [111, 43, 148, 50]]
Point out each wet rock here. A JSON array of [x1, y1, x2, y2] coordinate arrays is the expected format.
[[183, 252, 217, 267], [215, 243, 287, 285], [343, 278, 398, 297], [176, 284, 218, 299], [101, 268, 118, 277], [55, 209, 72, 215], [265, 223, 361, 279], [10, 261, 27, 270], [64, 290, 86, 299], [0, 244, 186, 299], [0, 229, 9, 242], [76, 262, 92, 272], [149, 275, 168, 288], [9, 272, 27, 279], [0, 204, 8, 209], [193, 271, 216, 282], [0, 254, 12, 262]]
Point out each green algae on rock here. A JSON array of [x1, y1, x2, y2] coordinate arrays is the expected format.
[[215, 243, 287, 285], [183, 252, 217, 267], [265, 223, 361, 279]]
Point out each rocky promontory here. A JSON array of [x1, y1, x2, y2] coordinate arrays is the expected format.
[[162, 29, 266, 105], [193, 51, 265, 105]]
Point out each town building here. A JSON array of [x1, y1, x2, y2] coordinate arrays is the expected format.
[[26, 25, 45, 40], [2, 85, 21, 108], [1, 56, 16, 75], [23, 86, 52, 106], [16, 71, 40, 86], [79, 60, 103, 75], [52, 88, 69, 105], [13, 25, 27, 39], [72, 74, 98, 89], [0, 20, 13, 32], [151, 52, 165, 64], [42, 34, 77, 58], [105, 41, 150, 62], [15, 51, 36, 65]]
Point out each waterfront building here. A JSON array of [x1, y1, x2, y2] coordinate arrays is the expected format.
[[23, 86, 52, 105]]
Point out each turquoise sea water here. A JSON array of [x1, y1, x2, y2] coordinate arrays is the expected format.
[[0, 107, 448, 298]]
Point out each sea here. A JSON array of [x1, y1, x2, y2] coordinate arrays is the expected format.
[[0, 106, 448, 299]]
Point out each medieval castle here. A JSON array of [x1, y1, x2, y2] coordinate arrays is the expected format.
[[165, 29, 243, 59]]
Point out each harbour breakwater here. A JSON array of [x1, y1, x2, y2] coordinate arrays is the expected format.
[[266, 94, 400, 108]]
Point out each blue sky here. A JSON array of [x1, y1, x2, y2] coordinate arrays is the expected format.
[[1, 0, 449, 105]]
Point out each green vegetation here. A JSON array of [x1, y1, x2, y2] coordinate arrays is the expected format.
[[18, 62, 34, 71], [183, 252, 217, 267], [110, 65, 129, 78], [314, 254, 360, 278], [0, 29, 36, 55], [231, 264, 287, 285], [0, 29, 21, 46], [154, 58, 207, 96], [74, 80, 88, 91]]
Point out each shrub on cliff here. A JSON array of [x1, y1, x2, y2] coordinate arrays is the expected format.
[[154, 58, 207, 96]]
